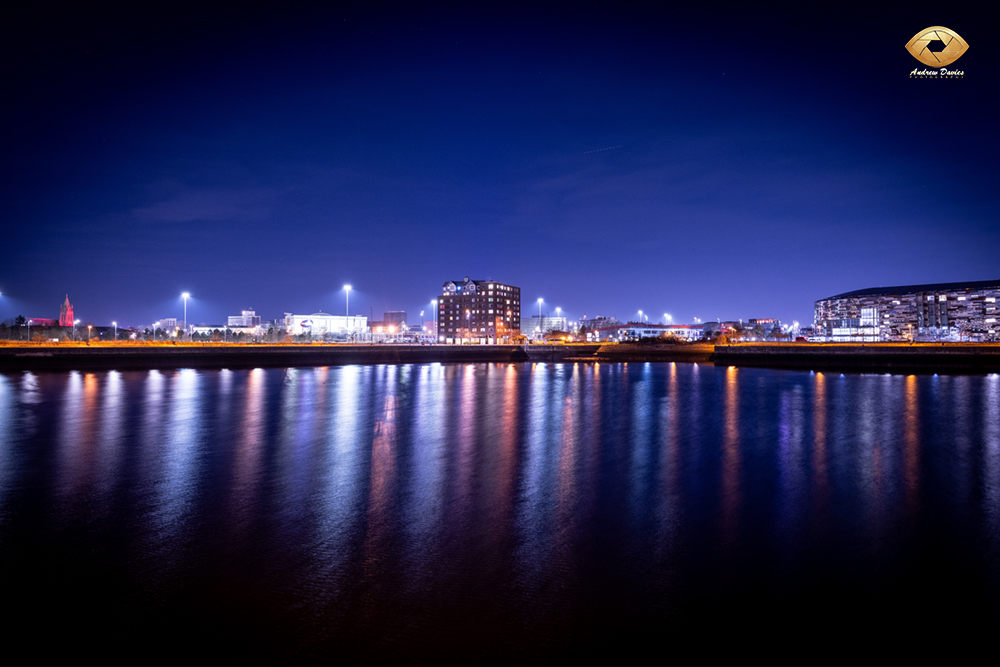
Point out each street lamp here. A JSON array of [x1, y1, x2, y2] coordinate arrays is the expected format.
[[182, 292, 190, 339], [73, 319, 80, 341], [556, 307, 561, 328], [113, 321, 117, 341], [638, 310, 643, 324], [466, 309, 471, 343], [26, 319, 31, 342], [431, 299, 438, 342], [537, 298, 543, 318], [87, 324, 92, 342], [343, 285, 351, 318]]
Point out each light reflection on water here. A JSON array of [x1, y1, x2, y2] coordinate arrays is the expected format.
[[1, 363, 999, 659]]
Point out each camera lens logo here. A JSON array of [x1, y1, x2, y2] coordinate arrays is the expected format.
[[905, 26, 969, 67]]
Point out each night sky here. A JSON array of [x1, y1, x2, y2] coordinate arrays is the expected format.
[[2, 4, 996, 329]]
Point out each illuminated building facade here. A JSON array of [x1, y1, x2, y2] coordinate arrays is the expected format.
[[153, 318, 178, 332], [438, 277, 520, 344], [228, 310, 262, 327], [814, 279, 1000, 342], [59, 295, 74, 327], [284, 312, 367, 337], [593, 323, 703, 342], [522, 315, 567, 340], [369, 311, 407, 334]]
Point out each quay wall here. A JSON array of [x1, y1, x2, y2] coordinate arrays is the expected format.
[[594, 343, 714, 363], [8, 341, 996, 374], [712, 343, 1000, 372], [0, 343, 602, 372]]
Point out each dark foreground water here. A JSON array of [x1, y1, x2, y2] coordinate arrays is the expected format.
[[2, 362, 999, 661]]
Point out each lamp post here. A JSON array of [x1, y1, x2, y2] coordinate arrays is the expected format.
[[113, 321, 117, 341], [537, 298, 543, 318], [27, 319, 31, 343], [638, 310, 643, 324], [343, 285, 351, 317], [87, 324, 92, 342], [431, 299, 438, 342], [73, 319, 80, 341], [466, 309, 470, 344], [182, 292, 190, 340], [556, 307, 561, 330]]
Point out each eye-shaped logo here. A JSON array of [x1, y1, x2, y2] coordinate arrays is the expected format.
[[905, 26, 969, 67]]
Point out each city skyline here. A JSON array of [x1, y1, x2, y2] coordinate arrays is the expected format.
[[2, 5, 996, 328]]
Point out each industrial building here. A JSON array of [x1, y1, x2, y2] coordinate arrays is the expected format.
[[522, 315, 568, 340], [284, 312, 368, 338], [438, 277, 520, 344], [814, 279, 1000, 341], [592, 323, 704, 342], [228, 310, 262, 327]]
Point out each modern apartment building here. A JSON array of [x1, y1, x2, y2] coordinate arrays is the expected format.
[[814, 279, 1000, 341], [438, 277, 520, 343]]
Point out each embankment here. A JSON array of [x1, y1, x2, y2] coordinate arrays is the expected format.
[[593, 343, 715, 363], [0, 343, 603, 372], [712, 343, 1000, 373]]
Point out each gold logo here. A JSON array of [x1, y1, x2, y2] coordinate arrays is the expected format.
[[905, 26, 969, 67]]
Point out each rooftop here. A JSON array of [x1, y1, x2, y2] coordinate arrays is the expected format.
[[823, 278, 1000, 301]]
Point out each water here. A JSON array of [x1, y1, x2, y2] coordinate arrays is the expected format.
[[1, 362, 999, 660]]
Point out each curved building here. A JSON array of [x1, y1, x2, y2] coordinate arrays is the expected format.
[[814, 279, 1000, 342]]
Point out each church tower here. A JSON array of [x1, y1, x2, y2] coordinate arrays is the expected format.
[[59, 295, 74, 327]]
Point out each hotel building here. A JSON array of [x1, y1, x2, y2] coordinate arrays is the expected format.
[[814, 279, 1000, 342], [438, 277, 520, 344]]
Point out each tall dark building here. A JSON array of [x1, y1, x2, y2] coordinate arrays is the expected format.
[[438, 277, 520, 343], [59, 295, 74, 327], [384, 311, 407, 328]]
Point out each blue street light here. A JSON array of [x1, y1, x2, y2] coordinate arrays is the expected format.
[[182, 293, 191, 339]]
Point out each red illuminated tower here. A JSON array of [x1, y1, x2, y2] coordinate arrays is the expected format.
[[59, 295, 74, 327]]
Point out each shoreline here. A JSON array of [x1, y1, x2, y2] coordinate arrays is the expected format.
[[712, 342, 1000, 373], [2, 341, 999, 374], [0, 342, 599, 372]]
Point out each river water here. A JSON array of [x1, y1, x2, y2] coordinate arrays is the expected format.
[[1, 362, 999, 660]]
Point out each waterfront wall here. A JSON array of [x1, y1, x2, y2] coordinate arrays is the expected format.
[[6, 341, 998, 373], [594, 343, 714, 363], [713, 343, 1000, 372], [0, 343, 602, 372]]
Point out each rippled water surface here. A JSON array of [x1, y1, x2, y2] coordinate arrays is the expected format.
[[2, 363, 999, 660]]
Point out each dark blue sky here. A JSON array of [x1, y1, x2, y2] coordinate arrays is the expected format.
[[2, 4, 996, 329]]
